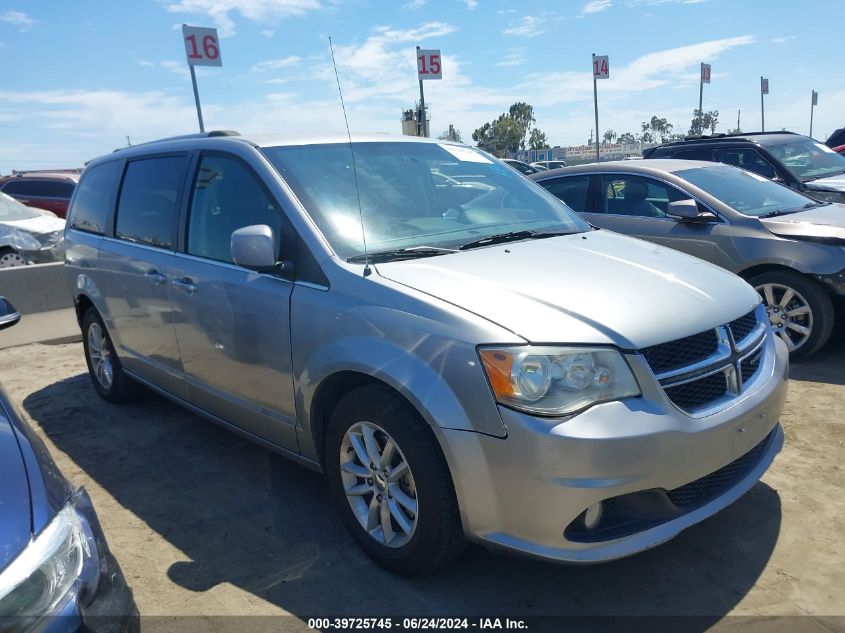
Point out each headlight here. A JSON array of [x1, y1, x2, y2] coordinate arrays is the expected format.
[[3, 228, 42, 252], [479, 346, 641, 416], [0, 505, 88, 621]]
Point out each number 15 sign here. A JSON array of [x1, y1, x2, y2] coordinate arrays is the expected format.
[[417, 49, 442, 80], [182, 25, 222, 67]]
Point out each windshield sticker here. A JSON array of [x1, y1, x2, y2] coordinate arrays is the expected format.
[[438, 144, 493, 164], [815, 143, 837, 154]]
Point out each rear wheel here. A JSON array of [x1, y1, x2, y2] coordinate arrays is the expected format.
[[325, 384, 466, 575], [0, 247, 27, 268], [749, 270, 834, 360], [81, 307, 137, 402]]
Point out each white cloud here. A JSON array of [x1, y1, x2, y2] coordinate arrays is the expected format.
[[496, 49, 525, 67], [0, 10, 36, 32], [250, 55, 301, 73], [159, 0, 322, 36], [581, 0, 612, 14], [503, 16, 544, 37], [463, 0, 478, 8], [136, 60, 154, 67], [260, 28, 275, 37], [771, 35, 797, 44], [403, 0, 426, 9], [160, 60, 190, 79]]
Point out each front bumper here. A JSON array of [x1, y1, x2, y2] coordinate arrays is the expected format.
[[815, 268, 845, 297], [32, 489, 138, 633], [436, 332, 789, 563]]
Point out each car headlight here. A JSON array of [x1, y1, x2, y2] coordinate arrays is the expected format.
[[479, 346, 641, 416], [0, 505, 88, 621], [3, 228, 42, 252]]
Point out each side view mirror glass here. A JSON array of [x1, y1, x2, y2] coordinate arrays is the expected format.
[[0, 296, 21, 331], [231, 225, 277, 270], [666, 199, 700, 220]]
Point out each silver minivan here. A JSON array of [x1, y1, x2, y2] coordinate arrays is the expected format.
[[64, 133, 788, 575]]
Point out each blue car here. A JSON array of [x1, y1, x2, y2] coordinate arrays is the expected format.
[[0, 296, 137, 631]]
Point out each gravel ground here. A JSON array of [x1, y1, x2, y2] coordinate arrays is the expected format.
[[1, 326, 843, 630]]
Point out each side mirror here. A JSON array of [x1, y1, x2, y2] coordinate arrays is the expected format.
[[231, 225, 277, 270], [0, 297, 21, 331], [667, 199, 701, 220]]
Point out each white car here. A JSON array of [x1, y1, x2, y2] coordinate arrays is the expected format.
[[0, 192, 66, 267]]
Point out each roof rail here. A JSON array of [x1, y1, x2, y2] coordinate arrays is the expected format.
[[113, 130, 240, 152]]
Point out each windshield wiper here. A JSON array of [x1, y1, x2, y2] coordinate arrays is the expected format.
[[458, 229, 575, 250], [760, 201, 830, 219], [347, 246, 456, 264]]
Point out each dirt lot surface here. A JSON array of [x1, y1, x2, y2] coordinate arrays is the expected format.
[[1, 326, 844, 630]]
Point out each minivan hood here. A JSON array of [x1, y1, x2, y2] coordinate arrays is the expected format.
[[804, 174, 845, 193], [761, 204, 845, 241], [0, 407, 33, 572], [376, 230, 760, 349], [0, 214, 65, 235]]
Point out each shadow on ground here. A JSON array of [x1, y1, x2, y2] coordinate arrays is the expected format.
[[788, 308, 845, 385], [23, 373, 782, 623]]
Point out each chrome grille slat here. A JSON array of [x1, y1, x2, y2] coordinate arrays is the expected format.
[[639, 307, 767, 414]]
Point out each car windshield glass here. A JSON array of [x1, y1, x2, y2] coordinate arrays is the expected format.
[[262, 142, 589, 259], [0, 191, 42, 221], [766, 139, 845, 181], [676, 165, 818, 217]]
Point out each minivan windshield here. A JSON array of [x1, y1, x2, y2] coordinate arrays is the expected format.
[[0, 192, 42, 222], [262, 141, 589, 260], [766, 139, 845, 182], [676, 165, 822, 217]]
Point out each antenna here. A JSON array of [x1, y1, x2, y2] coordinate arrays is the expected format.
[[328, 36, 370, 276]]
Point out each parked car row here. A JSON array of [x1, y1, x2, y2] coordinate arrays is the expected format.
[[531, 158, 845, 359], [0, 192, 66, 267], [60, 132, 787, 579], [0, 173, 79, 219]]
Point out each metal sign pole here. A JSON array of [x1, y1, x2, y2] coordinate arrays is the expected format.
[[593, 54, 600, 162], [190, 65, 205, 133], [698, 63, 704, 124], [416, 46, 427, 138], [760, 77, 765, 133], [810, 94, 815, 138]]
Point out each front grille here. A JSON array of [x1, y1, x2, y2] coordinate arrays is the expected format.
[[663, 372, 728, 412], [740, 347, 763, 383], [640, 329, 718, 374], [729, 309, 758, 344], [666, 430, 772, 507]]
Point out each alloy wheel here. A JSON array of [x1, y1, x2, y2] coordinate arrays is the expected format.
[[0, 251, 27, 268], [87, 322, 114, 390], [339, 421, 419, 548], [756, 282, 813, 352]]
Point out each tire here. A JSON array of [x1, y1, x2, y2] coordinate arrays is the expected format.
[[0, 247, 28, 268], [81, 307, 137, 403], [749, 270, 834, 360], [325, 384, 466, 576]]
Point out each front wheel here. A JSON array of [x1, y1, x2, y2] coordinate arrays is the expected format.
[[325, 385, 466, 576], [749, 270, 834, 360], [0, 247, 27, 268]]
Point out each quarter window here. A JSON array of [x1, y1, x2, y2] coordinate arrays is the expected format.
[[601, 175, 691, 217], [68, 162, 123, 235], [115, 156, 188, 249], [187, 155, 283, 264]]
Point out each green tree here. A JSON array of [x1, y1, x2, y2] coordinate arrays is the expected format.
[[618, 132, 636, 144], [602, 129, 617, 145], [528, 128, 550, 150], [640, 116, 674, 143], [689, 109, 720, 136], [472, 102, 549, 156]]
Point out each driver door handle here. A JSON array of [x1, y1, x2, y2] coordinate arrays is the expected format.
[[171, 277, 198, 294], [145, 270, 167, 286]]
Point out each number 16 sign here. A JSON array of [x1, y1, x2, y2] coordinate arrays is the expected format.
[[182, 25, 222, 67]]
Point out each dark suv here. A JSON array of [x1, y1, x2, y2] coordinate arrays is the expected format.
[[0, 173, 79, 218], [643, 132, 845, 204]]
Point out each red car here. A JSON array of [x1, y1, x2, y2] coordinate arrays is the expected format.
[[0, 172, 79, 218], [833, 144, 845, 156]]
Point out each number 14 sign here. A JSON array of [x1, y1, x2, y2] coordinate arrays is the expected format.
[[592, 54, 609, 79], [182, 25, 222, 67]]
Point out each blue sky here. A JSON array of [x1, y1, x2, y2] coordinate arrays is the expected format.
[[0, 0, 842, 172]]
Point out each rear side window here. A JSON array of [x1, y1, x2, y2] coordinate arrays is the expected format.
[[676, 148, 715, 161], [716, 148, 776, 179], [2, 180, 42, 196], [540, 176, 591, 213], [115, 156, 189, 249], [68, 162, 123, 235]]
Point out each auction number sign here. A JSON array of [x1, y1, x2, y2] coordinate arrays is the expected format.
[[593, 55, 609, 79], [182, 25, 222, 67], [761, 77, 769, 95], [417, 49, 442, 80], [701, 63, 711, 84]]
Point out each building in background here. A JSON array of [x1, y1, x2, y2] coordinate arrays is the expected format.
[[515, 142, 658, 165]]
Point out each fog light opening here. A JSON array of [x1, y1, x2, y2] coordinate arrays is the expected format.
[[583, 502, 603, 530]]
